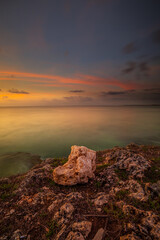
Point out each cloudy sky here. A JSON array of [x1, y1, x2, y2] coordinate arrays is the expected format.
[[0, 0, 160, 106]]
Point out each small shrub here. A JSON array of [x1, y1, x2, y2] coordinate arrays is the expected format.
[[51, 158, 67, 168], [104, 203, 125, 219], [115, 169, 129, 181], [95, 181, 102, 188], [96, 163, 109, 171], [0, 193, 11, 200], [0, 183, 13, 190], [115, 190, 129, 200], [48, 179, 56, 187], [143, 157, 160, 183], [39, 211, 47, 218], [46, 220, 59, 239]]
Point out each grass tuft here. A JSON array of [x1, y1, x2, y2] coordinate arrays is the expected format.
[[115, 169, 129, 181], [46, 220, 59, 239]]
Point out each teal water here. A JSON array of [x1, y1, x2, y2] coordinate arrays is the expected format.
[[0, 106, 160, 176]]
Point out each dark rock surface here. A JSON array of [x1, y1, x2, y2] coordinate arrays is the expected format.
[[0, 144, 160, 240]]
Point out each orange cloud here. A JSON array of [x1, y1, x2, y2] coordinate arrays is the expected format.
[[78, 74, 140, 90], [0, 71, 140, 89]]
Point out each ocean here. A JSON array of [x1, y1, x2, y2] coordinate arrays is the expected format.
[[0, 106, 160, 176]]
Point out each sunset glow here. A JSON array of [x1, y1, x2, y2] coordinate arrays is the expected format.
[[0, 0, 160, 106]]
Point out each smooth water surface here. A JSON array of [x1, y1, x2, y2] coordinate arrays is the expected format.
[[0, 106, 160, 176]]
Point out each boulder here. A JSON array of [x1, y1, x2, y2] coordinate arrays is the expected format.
[[53, 146, 96, 185]]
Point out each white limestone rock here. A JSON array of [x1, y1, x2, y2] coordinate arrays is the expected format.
[[53, 145, 96, 185]]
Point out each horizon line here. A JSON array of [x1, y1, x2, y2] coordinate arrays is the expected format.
[[0, 104, 160, 108]]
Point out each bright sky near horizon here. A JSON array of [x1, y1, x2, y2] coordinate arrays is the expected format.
[[0, 0, 160, 106]]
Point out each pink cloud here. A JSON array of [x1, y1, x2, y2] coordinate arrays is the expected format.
[[0, 71, 142, 90]]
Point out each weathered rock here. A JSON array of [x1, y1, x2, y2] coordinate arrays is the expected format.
[[54, 203, 74, 225], [141, 211, 159, 228], [148, 180, 160, 197], [15, 164, 53, 194], [92, 228, 104, 240], [96, 167, 118, 188], [66, 192, 83, 201], [66, 231, 85, 240], [122, 205, 145, 218], [53, 146, 96, 185], [150, 222, 160, 239], [60, 203, 74, 218], [105, 149, 150, 178], [55, 224, 67, 240], [0, 237, 8, 240], [120, 232, 141, 240], [125, 180, 148, 201], [141, 211, 160, 239], [93, 192, 109, 208], [11, 230, 21, 240], [48, 199, 62, 213], [72, 221, 92, 238]]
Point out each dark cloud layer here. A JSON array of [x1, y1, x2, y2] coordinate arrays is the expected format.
[[64, 96, 92, 102], [101, 89, 135, 96], [122, 61, 136, 74], [69, 90, 85, 93], [139, 62, 150, 73], [8, 89, 30, 94], [122, 61, 150, 75], [143, 88, 160, 95], [151, 55, 160, 64], [122, 42, 137, 54], [152, 29, 160, 44]]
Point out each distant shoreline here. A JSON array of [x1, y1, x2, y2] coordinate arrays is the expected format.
[[0, 104, 160, 108]]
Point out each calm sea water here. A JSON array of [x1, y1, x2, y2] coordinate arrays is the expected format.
[[0, 106, 160, 176]]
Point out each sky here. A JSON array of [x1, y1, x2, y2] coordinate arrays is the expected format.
[[0, 0, 160, 106]]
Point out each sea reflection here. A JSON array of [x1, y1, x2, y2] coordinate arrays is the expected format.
[[0, 106, 160, 176]]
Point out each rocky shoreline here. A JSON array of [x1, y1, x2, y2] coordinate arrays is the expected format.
[[0, 144, 160, 240]]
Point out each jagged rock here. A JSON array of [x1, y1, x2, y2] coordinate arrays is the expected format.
[[15, 164, 53, 194], [60, 203, 74, 218], [127, 143, 139, 149], [141, 211, 159, 228], [92, 228, 104, 240], [11, 230, 21, 240], [147, 180, 160, 197], [66, 192, 83, 201], [150, 222, 160, 239], [96, 167, 118, 188], [93, 192, 109, 208], [55, 224, 67, 240], [120, 232, 141, 240], [18, 191, 54, 206], [122, 205, 145, 218], [53, 146, 96, 185], [72, 221, 92, 238], [54, 203, 74, 225], [137, 224, 149, 237], [125, 180, 148, 201], [66, 231, 85, 240], [105, 149, 150, 178], [141, 211, 160, 239], [0, 237, 8, 240], [48, 199, 62, 213]]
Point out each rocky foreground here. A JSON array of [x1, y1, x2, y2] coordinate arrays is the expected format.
[[0, 144, 160, 240]]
